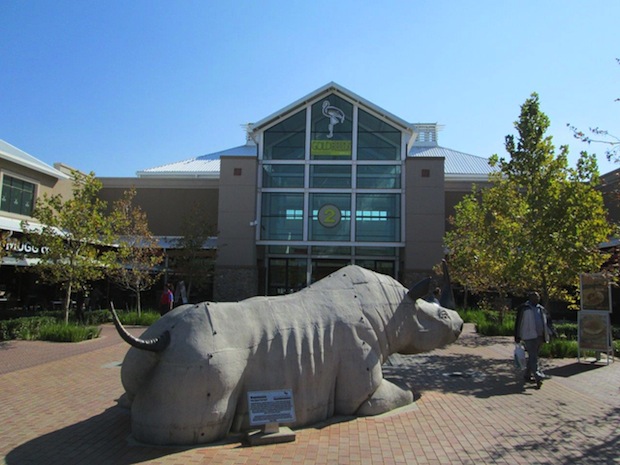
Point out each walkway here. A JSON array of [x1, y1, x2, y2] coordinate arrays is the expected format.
[[1, 324, 618, 464]]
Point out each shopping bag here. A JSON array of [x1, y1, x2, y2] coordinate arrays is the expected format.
[[514, 343, 526, 369]]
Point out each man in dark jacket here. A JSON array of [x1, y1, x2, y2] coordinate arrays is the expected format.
[[514, 291, 554, 389]]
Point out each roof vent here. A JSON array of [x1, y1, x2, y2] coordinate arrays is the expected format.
[[412, 124, 442, 147], [244, 123, 257, 146]]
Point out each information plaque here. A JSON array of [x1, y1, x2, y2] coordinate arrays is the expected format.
[[247, 389, 296, 426]]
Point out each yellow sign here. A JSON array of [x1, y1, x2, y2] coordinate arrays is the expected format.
[[311, 140, 352, 156]]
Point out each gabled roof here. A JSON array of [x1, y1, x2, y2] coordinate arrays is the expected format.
[[137, 83, 493, 180], [137, 144, 257, 178], [252, 82, 415, 134], [0, 139, 68, 179]]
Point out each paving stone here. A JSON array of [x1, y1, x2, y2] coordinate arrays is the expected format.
[[1, 324, 618, 464]]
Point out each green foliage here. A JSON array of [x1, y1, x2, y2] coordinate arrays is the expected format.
[[0, 316, 99, 342], [81, 310, 111, 325], [21, 170, 118, 324], [38, 323, 101, 342], [539, 339, 578, 358], [465, 308, 619, 358], [460, 308, 516, 336], [108, 189, 163, 315], [117, 310, 160, 326], [173, 202, 216, 302], [0, 316, 56, 341], [445, 93, 612, 306]]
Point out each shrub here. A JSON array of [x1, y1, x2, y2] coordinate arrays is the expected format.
[[0, 316, 56, 341], [476, 319, 515, 336], [118, 311, 160, 326], [540, 339, 578, 358], [38, 323, 101, 342], [81, 309, 111, 325], [459, 308, 515, 336]]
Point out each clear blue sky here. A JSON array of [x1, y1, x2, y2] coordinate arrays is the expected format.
[[1, 1, 618, 177]]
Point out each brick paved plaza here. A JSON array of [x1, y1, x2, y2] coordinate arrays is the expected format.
[[1, 324, 618, 465]]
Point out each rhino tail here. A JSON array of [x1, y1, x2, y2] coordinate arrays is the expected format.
[[109, 302, 171, 352], [439, 259, 456, 310]]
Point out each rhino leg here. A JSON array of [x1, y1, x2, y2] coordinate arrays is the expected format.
[[355, 378, 414, 416]]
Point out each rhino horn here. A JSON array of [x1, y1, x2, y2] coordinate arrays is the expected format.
[[439, 259, 456, 309], [407, 276, 432, 301], [109, 303, 170, 352]]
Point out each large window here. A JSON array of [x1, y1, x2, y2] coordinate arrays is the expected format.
[[1, 175, 35, 216], [357, 109, 401, 160], [262, 164, 304, 188], [357, 165, 401, 189], [309, 193, 351, 241], [355, 194, 400, 242], [264, 110, 306, 160], [261, 193, 304, 240], [310, 165, 351, 188], [310, 95, 353, 160]]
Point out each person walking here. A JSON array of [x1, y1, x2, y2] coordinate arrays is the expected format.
[[159, 283, 174, 316], [514, 291, 554, 389]]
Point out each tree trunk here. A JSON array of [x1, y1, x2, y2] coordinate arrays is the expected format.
[[136, 289, 142, 317], [63, 282, 72, 325]]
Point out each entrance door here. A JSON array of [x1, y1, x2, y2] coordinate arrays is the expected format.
[[267, 258, 307, 295], [311, 259, 351, 284]]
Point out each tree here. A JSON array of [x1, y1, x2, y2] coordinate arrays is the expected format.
[[0, 230, 11, 261], [21, 170, 116, 324], [109, 189, 163, 316], [445, 93, 612, 308], [173, 202, 216, 303], [567, 58, 619, 162]]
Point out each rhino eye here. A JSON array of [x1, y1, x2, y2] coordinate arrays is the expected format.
[[438, 309, 450, 320]]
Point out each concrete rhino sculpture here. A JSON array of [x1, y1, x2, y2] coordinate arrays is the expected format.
[[111, 264, 463, 445]]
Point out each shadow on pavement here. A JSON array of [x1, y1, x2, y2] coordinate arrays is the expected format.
[[385, 351, 525, 399], [5, 404, 226, 465], [545, 362, 607, 378]]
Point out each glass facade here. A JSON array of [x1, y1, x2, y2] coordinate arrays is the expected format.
[[259, 92, 405, 294]]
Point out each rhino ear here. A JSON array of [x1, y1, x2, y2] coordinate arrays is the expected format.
[[439, 259, 456, 309], [408, 277, 431, 301]]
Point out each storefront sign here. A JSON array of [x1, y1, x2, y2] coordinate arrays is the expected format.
[[247, 389, 296, 426], [4, 239, 49, 255], [311, 140, 352, 156]]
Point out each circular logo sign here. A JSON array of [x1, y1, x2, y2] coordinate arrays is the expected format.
[[318, 204, 341, 228]]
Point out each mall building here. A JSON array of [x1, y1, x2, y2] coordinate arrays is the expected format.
[[98, 83, 494, 301], [0, 139, 74, 308]]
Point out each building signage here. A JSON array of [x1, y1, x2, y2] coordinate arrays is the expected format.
[[321, 100, 345, 139], [4, 238, 49, 255], [247, 389, 296, 426], [310, 140, 352, 156], [318, 204, 342, 228]]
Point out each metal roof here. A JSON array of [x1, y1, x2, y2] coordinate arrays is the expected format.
[[137, 144, 257, 178], [409, 145, 494, 178], [0, 139, 68, 179]]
